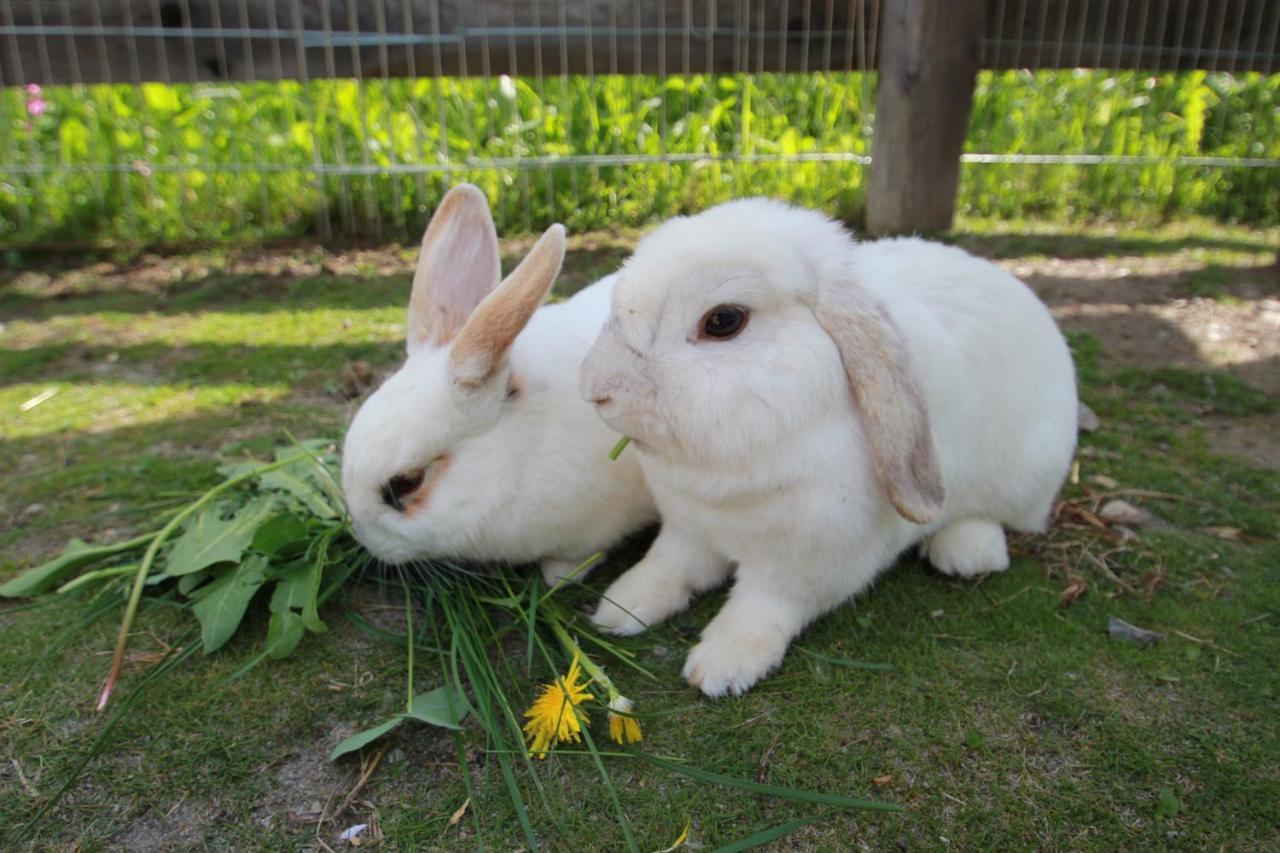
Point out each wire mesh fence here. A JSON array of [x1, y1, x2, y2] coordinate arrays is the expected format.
[[0, 1, 1277, 247]]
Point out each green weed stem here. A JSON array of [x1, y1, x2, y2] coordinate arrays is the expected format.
[[96, 451, 311, 711]]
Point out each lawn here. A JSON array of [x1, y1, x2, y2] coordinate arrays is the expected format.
[[1, 219, 1277, 849]]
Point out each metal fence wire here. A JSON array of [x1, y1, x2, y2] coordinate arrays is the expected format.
[[1, 1, 1278, 246]]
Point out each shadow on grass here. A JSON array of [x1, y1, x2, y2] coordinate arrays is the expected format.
[[0, 340, 404, 389], [949, 231, 1279, 260], [0, 245, 632, 319], [0, 402, 350, 563]]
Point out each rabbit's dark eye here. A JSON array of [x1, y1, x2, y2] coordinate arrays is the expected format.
[[699, 304, 748, 340], [381, 468, 425, 512]]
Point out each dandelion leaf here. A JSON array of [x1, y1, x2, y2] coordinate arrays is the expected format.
[[266, 609, 305, 659], [260, 463, 339, 519], [404, 685, 468, 729], [329, 717, 403, 761], [252, 512, 309, 557], [167, 499, 276, 577], [192, 555, 269, 653], [0, 538, 99, 597], [177, 568, 211, 597], [270, 560, 327, 634]]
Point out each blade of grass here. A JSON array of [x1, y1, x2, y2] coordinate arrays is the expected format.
[[342, 609, 445, 653], [443, 594, 541, 849], [794, 646, 893, 670], [637, 753, 903, 812], [711, 813, 828, 852], [537, 552, 604, 604]]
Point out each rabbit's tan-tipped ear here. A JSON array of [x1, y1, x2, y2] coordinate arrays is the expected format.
[[449, 223, 566, 389], [407, 184, 502, 355], [815, 284, 944, 524]]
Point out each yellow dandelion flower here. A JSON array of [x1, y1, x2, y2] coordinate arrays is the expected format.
[[522, 653, 595, 758], [607, 696, 642, 745]]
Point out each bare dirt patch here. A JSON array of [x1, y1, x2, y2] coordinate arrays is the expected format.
[[115, 800, 221, 852], [1195, 413, 1280, 471], [1008, 255, 1280, 395], [1000, 252, 1279, 470], [256, 737, 354, 829]]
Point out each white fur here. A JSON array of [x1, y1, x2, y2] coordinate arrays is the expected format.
[[342, 193, 656, 582], [581, 198, 1077, 697]]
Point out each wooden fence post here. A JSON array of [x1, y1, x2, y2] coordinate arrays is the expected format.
[[866, 0, 985, 235]]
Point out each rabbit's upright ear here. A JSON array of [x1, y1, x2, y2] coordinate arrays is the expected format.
[[449, 223, 566, 389], [407, 184, 503, 355], [815, 285, 944, 524]]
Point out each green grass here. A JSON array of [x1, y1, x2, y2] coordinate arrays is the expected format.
[[1, 221, 1278, 848], [2, 70, 1278, 247]]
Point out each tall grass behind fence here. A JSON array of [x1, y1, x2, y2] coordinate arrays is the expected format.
[[1, 69, 1277, 248]]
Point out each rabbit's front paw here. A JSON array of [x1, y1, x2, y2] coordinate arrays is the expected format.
[[682, 620, 789, 698], [592, 568, 691, 636]]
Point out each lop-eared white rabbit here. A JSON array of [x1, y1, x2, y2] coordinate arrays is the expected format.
[[581, 198, 1077, 697], [342, 185, 656, 584]]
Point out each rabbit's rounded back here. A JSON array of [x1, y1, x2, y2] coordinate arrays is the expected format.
[[847, 236, 1076, 530], [342, 185, 655, 569]]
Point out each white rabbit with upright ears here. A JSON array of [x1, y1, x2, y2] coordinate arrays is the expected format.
[[581, 198, 1077, 697], [341, 184, 656, 585]]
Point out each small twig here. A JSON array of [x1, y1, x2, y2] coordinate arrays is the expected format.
[[730, 712, 769, 731], [165, 791, 189, 818], [1081, 548, 1136, 594], [755, 734, 781, 783], [314, 794, 337, 853], [12, 759, 39, 798], [1173, 630, 1241, 657], [941, 791, 968, 807], [1005, 662, 1048, 699], [1087, 488, 1212, 506], [336, 743, 390, 816], [1237, 613, 1270, 627], [19, 387, 58, 412]]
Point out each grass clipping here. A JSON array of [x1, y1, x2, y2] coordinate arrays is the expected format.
[[2, 437, 899, 848]]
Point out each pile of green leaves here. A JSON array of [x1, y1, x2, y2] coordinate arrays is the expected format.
[[0, 439, 361, 671]]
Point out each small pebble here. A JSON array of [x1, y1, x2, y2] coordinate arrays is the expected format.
[[1100, 499, 1169, 530], [1077, 402, 1101, 433]]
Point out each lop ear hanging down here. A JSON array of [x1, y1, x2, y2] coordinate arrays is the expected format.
[[814, 284, 945, 524], [448, 223, 566, 389], [406, 184, 503, 355]]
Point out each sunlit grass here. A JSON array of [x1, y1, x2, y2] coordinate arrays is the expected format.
[[1, 381, 289, 439]]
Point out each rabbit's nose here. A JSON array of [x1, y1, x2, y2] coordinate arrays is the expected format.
[[582, 371, 618, 405]]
